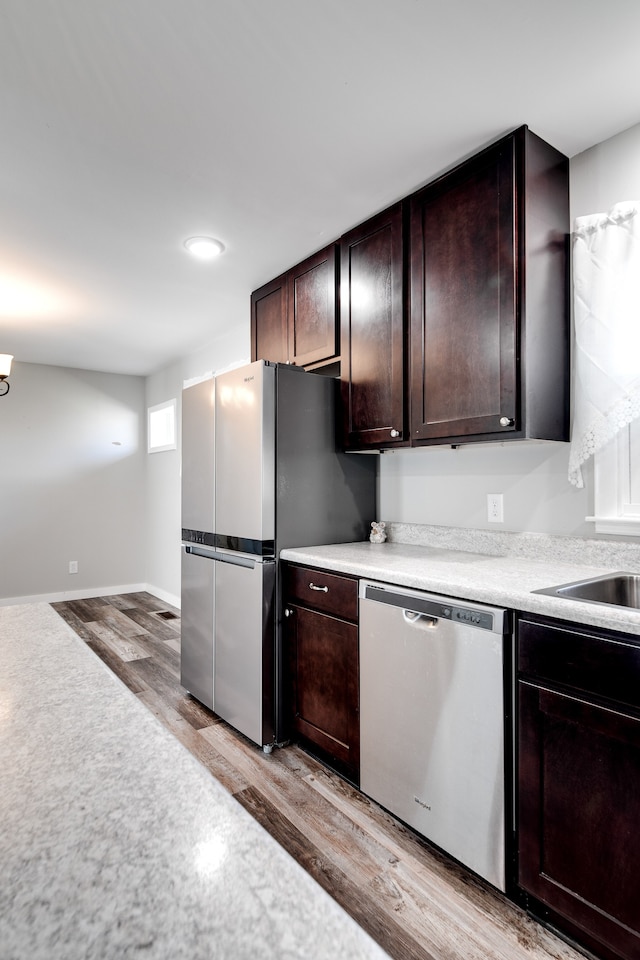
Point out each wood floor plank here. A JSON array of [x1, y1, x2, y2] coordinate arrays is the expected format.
[[87, 621, 151, 662], [50, 602, 96, 641], [129, 653, 190, 708], [104, 594, 145, 611], [122, 607, 181, 641], [99, 606, 153, 639], [122, 591, 177, 615], [134, 633, 180, 671], [163, 634, 181, 654], [176, 694, 219, 731], [85, 637, 149, 694], [62, 597, 111, 622]]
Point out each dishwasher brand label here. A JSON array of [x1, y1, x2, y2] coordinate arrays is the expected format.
[[414, 796, 431, 811]]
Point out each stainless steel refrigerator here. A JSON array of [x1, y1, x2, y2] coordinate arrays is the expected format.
[[181, 360, 376, 750]]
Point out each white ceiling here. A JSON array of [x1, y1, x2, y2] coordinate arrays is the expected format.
[[2, 0, 640, 377]]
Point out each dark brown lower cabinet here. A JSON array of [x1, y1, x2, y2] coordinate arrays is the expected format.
[[283, 564, 359, 784], [518, 616, 640, 960]]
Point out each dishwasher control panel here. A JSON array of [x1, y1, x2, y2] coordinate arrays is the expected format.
[[449, 606, 494, 629], [359, 581, 510, 635]]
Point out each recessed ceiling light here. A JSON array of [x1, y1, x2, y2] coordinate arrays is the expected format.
[[184, 236, 225, 260]]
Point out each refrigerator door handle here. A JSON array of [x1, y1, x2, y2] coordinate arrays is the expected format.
[[214, 552, 256, 570], [185, 544, 257, 570], [184, 544, 218, 561]]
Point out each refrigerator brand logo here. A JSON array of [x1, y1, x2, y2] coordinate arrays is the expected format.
[[414, 796, 431, 811], [243, 376, 254, 383]]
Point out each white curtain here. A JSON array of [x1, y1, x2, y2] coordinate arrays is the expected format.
[[568, 200, 640, 488]]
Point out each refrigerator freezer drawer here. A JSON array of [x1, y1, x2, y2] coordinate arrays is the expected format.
[[180, 546, 214, 711], [214, 555, 276, 749]]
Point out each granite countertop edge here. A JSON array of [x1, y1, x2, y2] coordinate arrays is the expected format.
[[0, 602, 389, 960], [280, 540, 640, 637]]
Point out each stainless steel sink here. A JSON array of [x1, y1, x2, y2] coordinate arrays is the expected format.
[[534, 572, 640, 609]]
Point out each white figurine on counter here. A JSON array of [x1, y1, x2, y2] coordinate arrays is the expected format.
[[369, 521, 387, 543]]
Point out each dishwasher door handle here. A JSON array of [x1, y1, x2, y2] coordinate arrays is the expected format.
[[403, 609, 438, 627]]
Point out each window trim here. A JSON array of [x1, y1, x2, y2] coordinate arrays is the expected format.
[[587, 423, 640, 535]]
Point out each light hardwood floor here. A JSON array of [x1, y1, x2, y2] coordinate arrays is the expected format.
[[52, 592, 586, 960]]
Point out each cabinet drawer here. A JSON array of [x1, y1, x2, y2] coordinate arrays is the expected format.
[[284, 564, 358, 621], [518, 616, 640, 713]]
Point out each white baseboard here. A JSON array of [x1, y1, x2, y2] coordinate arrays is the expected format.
[[0, 583, 181, 610], [144, 584, 181, 609]]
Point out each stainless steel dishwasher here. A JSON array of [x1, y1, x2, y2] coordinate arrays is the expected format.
[[359, 579, 509, 892]]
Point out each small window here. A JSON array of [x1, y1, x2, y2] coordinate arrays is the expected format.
[[148, 399, 177, 453]]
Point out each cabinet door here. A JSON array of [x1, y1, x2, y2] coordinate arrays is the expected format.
[[288, 244, 338, 367], [251, 274, 288, 363], [288, 605, 359, 780], [518, 680, 640, 960], [410, 139, 516, 442], [340, 203, 405, 449]]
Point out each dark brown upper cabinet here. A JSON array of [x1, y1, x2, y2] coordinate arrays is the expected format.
[[288, 244, 339, 368], [251, 244, 339, 370], [340, 203, 406, 450], [409, 125, 569, 446], [251, 273, 288, 365]]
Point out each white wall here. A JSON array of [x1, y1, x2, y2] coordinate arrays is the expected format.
[[379, 441, 588, 535], [379, 120, 640, 537], [0, 362, 147, 602], [570, 122, 640, 217], [145, 326, 249, 602]]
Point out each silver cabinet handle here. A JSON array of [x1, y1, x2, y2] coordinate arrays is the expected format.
[[390, 428, 400, 438], [309, 582, 329, 593], [499, 417, 514, 427]]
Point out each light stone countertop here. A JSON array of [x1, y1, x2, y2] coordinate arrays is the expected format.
[[280, 537, 640, 637], [0, 602, 390, 960]]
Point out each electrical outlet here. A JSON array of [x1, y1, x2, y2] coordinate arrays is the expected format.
[[487, 493, 504, 524], [69, 560, 78, 574]]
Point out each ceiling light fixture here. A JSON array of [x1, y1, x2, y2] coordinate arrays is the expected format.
[[0, 354, 13, 397], [184, 237, 225, 260]]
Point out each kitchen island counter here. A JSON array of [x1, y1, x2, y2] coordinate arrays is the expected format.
[[280, 537, 640, 636], [0, 602, 389, 960]]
